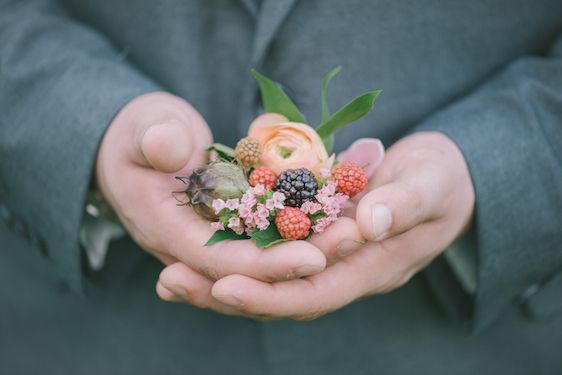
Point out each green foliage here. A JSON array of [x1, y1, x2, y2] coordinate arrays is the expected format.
[[316, 90, 382, 153], [251, 69, 306, 123], [206, 143, 235, 162], [204, 229, 249, 246], [249, 224, 288, 249], [321, 66, 342, 123]]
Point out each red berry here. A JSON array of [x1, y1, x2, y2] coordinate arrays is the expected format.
[[331, 162, 367, 197], [275, 207, 311, 240], [249, 166, 277, 190]]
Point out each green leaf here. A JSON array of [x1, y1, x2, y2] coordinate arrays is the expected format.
[[206, 143, 235, 161], [316, 90, 382, 153], [249, 225, 288, 249], [205, 229, 249, 246], [251, 69, 306, 123], [320, 66, 342, 123], [323, 135, 334, 155]]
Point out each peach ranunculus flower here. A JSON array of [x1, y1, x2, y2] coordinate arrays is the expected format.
[[248, 113, 334, 176]]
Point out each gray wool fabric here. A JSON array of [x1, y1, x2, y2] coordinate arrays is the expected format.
[[1, 0, 562, 374]]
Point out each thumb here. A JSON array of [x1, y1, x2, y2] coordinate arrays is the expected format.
[[136, 120, 193, 173], [355, 177, 440, 242]]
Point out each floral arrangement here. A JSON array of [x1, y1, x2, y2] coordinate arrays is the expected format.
[[174, 67, 383, 248]]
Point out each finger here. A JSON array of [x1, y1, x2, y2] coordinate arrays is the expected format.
[[355, 171, 446, 242], [308, 217, 365, 265], [211, 256, 367, 319], [170, 222, 327, 282], [140, 121, 193, 173], [123, 165, 327, 284], [151, 251, 179, 266], [156, 281, 184, 302], [211, 220, 449, 319], [157, 262, 244, 316], [128, 93, 212, 172], [337, 138, 385, 179]]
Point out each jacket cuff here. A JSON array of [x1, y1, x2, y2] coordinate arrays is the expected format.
[[414, 50, 562, 331]]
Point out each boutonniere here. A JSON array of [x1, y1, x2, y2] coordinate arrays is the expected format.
[[175, 67, 383, 248]]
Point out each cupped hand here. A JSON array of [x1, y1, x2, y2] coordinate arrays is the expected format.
[[159, 132, 474, 319], [95, 92, 329, 299]]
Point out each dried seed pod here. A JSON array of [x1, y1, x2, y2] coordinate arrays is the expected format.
[[176, 162, 250, 220]]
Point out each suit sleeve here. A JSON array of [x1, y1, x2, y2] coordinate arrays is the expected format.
[[415, 34, 562, 331], [0, 0, 161, 292]]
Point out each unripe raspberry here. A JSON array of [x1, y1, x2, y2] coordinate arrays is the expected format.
[[249, 166, 277, 190], [275, 207, 312, 240], [331, 162, 367, 197], [234, 137, 261, 167]]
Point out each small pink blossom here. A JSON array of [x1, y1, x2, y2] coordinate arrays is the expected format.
[[300, 201, 322, 215], [225, 198, 240, 211], [312, 217, 331, 233], [241, 191, 257, 208], [227, 217, 241, 228], [265, 192, 285, 210], [211, 221, 225, 231], [256, 217, 270, 230], [227, 217, 244, 235], [238, 204, 252, 219], [335, 193, 349, 208], [252, 184, 266, 196], [256, 203, 270, 220], [212, 199, 226, 214]]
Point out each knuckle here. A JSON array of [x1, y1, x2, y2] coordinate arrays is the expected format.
[[198, 265, 221, 281]]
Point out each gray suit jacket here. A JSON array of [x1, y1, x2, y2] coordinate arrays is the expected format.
[[1, 1, 562, 374]]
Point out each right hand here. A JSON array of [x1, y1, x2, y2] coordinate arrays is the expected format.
[[95, 92, 329, 313]]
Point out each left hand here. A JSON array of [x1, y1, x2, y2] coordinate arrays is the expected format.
[[158, 132, 475, 320]]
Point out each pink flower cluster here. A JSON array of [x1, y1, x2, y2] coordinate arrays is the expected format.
[[211, 184, 285, 234], [211, 178, 348, 236], [301, 180, 349, 233]]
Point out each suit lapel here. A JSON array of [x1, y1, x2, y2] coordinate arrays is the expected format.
[[235, 0, 298, 132], [250, 0, 298, 67]]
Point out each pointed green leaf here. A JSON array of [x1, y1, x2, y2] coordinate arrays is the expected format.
[[206, 143, 235, 161], [320, 66, 342, 123], [205, 229, 249, 246], [249, 225, 288, 249], [251, 69, 306, 123], [323, 134, 334, 155], [316, 90, 382, 153]]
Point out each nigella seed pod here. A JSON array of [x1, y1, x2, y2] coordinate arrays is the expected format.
[[175, 162, 250, 220]]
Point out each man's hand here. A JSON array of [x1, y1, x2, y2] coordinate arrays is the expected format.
[[95, 93, 330, 314], [158, 132, 474, 319]]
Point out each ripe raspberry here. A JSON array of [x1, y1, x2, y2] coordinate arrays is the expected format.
[[234, 137, 261, 167], [249, 166, 277, 190], [275, 207, 312, 240], [274, 168, 318, 207], [331, 162, 367, 197]]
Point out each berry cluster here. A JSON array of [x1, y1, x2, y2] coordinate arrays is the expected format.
[[274, 168, 318, 207], [331, 162, 367, 197], [234, 137, 261, 167]]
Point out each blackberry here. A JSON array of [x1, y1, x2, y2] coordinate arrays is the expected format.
[[274, 168, 318, 207]]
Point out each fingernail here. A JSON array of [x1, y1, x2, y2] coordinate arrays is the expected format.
[[294, 264, 324, 278], [167, 284, 189, 298], [215, 294, 243, 307], [336, 239, 365, 257], [372, 203, 392, 239]]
